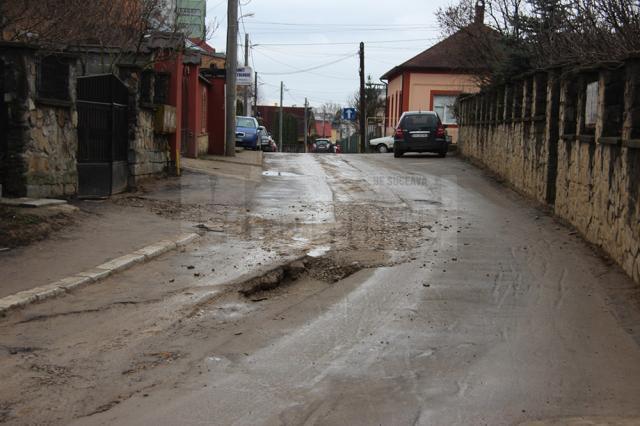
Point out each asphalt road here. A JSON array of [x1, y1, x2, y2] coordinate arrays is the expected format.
[[2, 153, 640, 426]]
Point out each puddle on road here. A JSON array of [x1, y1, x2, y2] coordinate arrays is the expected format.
[[262, 171, 301, 177]]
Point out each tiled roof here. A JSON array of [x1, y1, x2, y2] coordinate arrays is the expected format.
[[381, 24, 494, 80]]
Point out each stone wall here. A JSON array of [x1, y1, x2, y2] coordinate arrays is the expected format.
[[120, 69, 170, 184], [0, 45, 79, 198], [24, 105, 78, 198], [458, 59, 640, 284], [128, 108, 169, 181], [1, 45, 174, 198]]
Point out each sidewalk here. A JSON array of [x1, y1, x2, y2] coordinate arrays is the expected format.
[[0, 200, 193, 298], [181, 150, 264, 182], [0, 152, 265, 300]]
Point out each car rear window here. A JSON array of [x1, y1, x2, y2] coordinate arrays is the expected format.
[[401, 114, 438, 131], [237, 118, 256, 128]]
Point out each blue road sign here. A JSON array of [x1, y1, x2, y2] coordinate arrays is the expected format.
[[342, 108, 357, 121]]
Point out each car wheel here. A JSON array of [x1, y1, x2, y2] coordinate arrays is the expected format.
[[394, 150, 403, 158], [438, 150, 447, 158], [377, 144, 389, 153]]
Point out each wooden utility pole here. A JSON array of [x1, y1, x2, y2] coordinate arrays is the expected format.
[[225, 0, 238, 157], [359, 42, 366, 153], [243, 33, 249, 116], [279, 81, 284, 152], [304, 97, 308, 153]]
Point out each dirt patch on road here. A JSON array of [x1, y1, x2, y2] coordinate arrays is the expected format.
[[0, 206, 75, 248]]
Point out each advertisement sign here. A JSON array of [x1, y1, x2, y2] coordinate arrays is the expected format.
[[237, 67, 253, 86]]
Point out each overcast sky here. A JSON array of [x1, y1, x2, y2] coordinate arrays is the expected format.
[[205, 0, 451, 109]]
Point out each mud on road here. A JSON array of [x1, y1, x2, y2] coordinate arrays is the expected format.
[[0, 155, 445, 425], [2, 153, 640, 425]]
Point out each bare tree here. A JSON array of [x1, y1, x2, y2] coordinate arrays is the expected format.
[[437, 0, 640, 84], [1, 0, 180, 53]]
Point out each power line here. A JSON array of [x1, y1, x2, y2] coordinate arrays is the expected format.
[[253, 48, 356, 79], [253, 37, 440, 47], [245, 20, 440, 28]]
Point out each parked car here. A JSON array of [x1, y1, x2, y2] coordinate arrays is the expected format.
[[369, 136, 394, 153], [393, 111, 449, 158], [314, 138, 333, 153], [236, 116, 262, 150], [260, 132, 278, 152], [258, 127, 276, 152]]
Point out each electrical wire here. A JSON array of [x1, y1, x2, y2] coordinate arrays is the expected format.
[[245, 20, 439, 29], [253, 37, 440, 47], [254, 48, 356, 79]]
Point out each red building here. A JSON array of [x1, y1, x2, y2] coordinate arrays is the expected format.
[[154, 37, 227, 170]]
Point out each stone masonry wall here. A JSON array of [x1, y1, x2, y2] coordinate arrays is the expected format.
[[459, 60, 640, 284], [121, 70, 170, 184], [129, 108, 169, 181], [24, 56, 79, 198], [0, 47, 78, 198]]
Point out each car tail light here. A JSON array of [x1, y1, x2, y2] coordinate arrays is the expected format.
[[436, 124, 446, 138], [394, 128, 404, 139]]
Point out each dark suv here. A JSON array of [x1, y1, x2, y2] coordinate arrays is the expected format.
[[393, 111, 449, 158]]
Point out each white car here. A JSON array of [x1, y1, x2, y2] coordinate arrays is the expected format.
[[369, 136, 394, 153]]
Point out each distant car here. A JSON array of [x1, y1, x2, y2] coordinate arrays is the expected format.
[[369, 136, 394, 153], [393, 111, 449, 158], [236, 116, 262, 150], [259, 128, 277, 152], [314, 138, 333, 153]]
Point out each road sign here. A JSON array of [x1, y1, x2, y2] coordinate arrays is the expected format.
[[342, 108, 356, 121], [237, 67, 253, 86]]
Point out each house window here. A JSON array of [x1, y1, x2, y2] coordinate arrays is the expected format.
[[585, 81, 598, 128], [433, 95, 458, 125], [36, 56, 70, 101], [154, 73, 170, 105]]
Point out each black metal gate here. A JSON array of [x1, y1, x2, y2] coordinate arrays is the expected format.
[[77, 75, 129, 197]]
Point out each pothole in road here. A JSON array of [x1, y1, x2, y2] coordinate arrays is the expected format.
[[262, 170, 301, 177], [237, 249, 392, 301]]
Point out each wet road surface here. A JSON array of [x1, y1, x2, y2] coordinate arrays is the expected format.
[[2, 153, 640, 425]]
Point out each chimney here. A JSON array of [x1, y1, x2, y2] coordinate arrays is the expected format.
[[474, 0, 485, 25]]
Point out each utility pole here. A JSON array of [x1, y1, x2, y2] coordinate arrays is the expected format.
[[254, 71, 258, 115], [244, 33, 249, 116], [304, 97, 308, 153], [225, 0, 238, 157], [359, 41, 366, 153], [279, 81, 284, 152]]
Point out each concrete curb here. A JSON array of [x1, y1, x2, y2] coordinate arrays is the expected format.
[[0, 233, 200, 317]]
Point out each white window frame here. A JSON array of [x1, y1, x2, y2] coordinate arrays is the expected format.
[[433, 94, 458, 125]]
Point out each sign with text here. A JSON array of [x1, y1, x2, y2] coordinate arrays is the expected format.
[[237, 67, 253, 86]]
